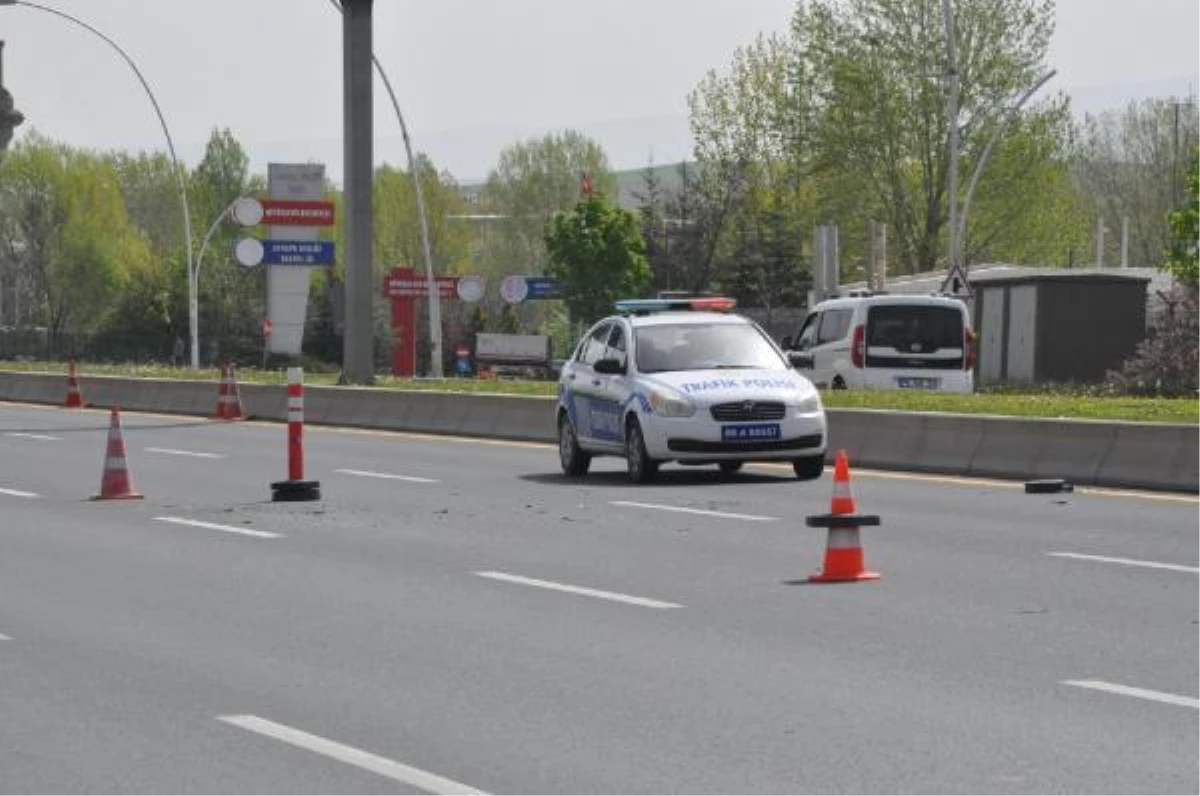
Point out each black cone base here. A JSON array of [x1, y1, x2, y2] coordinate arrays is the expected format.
[[271, 480, 321, 502]]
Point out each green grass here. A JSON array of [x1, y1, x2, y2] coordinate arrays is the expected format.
[[1, 361, 1195, 423]]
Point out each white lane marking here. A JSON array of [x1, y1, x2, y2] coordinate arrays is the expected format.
[[217, 714, 486, 794], [0, 633, 11, 641], [609, 500, 777, 522], [145, 447, 226, 459], [474, 571, 682, 610], [335, 468, 440, 484], [4, 432, 62, 441], [1047, 552, 1199, 574], [1062, 680, 1199, 709], [153, 517, 281, 540], [0, 487, 39, 499]]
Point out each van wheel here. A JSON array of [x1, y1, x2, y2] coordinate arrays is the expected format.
[[625, 418, 659, 484], [832, 376, 847, 390], [793, 455, 826, 481], [558, 413, 591, 477]]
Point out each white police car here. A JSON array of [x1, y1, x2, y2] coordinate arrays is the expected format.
[[556, 297, 827, 483]]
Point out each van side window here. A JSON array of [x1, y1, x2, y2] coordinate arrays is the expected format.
[[795, 313, 819, 351], [817, 308, 852, 344]]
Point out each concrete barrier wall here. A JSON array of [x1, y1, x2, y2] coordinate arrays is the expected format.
[[1, 371, 1194, 492]]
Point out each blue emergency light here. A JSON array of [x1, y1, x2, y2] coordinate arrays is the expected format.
[[614, 297, 737, 315]]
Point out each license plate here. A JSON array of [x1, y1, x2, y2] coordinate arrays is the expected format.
[[721, 423, 781, 441], [896, 377, 941, 390]]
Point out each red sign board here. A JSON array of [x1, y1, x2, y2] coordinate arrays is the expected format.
[[261, 199, 335, 227], [385, 273, 457, 299]]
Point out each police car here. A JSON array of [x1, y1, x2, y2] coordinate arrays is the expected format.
[[556, 297, 827, 483]]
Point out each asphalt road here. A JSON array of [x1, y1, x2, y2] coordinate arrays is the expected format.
[[1, 401, 1196, 794]]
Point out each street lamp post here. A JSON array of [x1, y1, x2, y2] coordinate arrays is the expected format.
[[329, 0, 442, 377], [0, 0, 196, 366], [955, 70, 1057, 267]]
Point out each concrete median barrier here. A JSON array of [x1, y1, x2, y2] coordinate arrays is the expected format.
[[0, 370, 1194, 492]]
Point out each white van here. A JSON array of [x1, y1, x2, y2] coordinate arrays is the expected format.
[[782, 294, 976, 392]]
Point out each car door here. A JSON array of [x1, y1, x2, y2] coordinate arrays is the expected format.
[[589, 321, 633, 451], [561, 321, 612, 448], [790, 311, 822, 384], [812, 308, 853, 387]]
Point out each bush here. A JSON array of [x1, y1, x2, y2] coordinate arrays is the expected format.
[[1106, 287, 1199, 397]]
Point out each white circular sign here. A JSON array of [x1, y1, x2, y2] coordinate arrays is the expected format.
[[456, 275, 486, 303], [500, 275, 528, 304], [231, 197, 264, 227], [235, 237, 265, 268]]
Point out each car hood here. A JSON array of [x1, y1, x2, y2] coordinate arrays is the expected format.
[[642, 369, 817, 404]]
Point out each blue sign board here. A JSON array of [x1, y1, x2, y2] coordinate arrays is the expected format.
[[525, 276, 562, 300], [263, 240, 336, 266]]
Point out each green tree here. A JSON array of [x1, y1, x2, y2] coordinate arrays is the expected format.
[[1164, 147, 1198, 290], [1074, 98, 1199, 269], [480, 130, 615, 277], [190, 128, 263, 357], [802, 0, 1066, 273], [544, 193, 651, 325], [0, 136, 150, 346]]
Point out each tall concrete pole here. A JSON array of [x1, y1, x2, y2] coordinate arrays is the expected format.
[[341, 0, 375, 384], [942, 0, 960, 273]]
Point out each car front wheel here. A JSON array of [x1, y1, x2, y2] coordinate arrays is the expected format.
[[793, 454, 826, 481], [558, 413, 591, 477], [625, 418, 659, 484]]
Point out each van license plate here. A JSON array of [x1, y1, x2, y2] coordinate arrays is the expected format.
[[896, 377, 941, 390], [722, 424, 781, 441]]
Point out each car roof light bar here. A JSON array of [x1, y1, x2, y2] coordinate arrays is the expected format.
[[614, 297, 737, 315]]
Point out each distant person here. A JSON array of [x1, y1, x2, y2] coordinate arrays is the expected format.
[[172, 336, 185, 367]]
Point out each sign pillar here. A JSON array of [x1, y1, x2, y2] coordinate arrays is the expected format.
[[266, 164, 327, 356]]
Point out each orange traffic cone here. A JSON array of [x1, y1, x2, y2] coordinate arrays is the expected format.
[[830, 449, 856, 514], [213, 362, 247, 421], [92, 407, 143, 501], [64, 357, 85, 408], [806, 450, 880, 582]]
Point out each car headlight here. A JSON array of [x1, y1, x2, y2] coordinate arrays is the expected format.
[[649, 386, 695, 418], [796, 392, 823, 414]]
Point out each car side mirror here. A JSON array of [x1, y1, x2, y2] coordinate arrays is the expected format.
[[593, 357, 626, 375], [787, 351, 814, 369], [780, 335, 794, 351]]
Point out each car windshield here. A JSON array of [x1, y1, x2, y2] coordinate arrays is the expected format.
[[634, 323, 785, 373]]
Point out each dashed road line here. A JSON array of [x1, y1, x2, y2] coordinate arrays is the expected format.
[[0, 487, 39, 499], [4, 432, 62, 441], [1062, 680, 1199, 709], [0, 633, 11, 641], [335, 468, 439, 484], [474, 571, 682, 609], [145, 447, 226, 459], [153, 516, 281, 539], [1047, 552, 1199, 574], [609, 500, 777, 522], [217, 714, 487, 794]]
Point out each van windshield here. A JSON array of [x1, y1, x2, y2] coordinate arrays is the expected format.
[[866, 305, 964, 369]]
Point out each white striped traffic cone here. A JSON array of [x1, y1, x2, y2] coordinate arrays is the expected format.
[[92, 407, 143, 500]]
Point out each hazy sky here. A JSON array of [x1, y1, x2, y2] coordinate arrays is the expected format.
[[2, 0, 1197, 182]]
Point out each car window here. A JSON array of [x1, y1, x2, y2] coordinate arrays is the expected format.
[[634, 322, 786, 373], [578, 322, 612, 366], [867, 305, 963, 351], [795, 313, 819, 351], [817, 308, 852, 345], [606, 323, 628, 370]]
